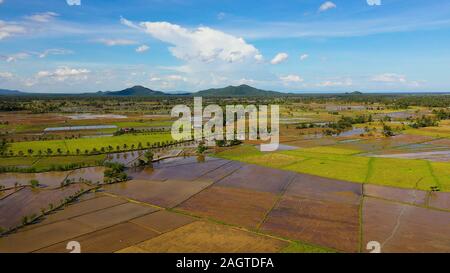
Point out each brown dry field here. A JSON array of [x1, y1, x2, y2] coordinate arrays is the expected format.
[[117, 221, 289, 253], [103, 179, 213, 208], [428, 192, 450, 211], [286, 173, 362, 204], [0, 170, 71, 189], [261, 195, 360, 253], [0, 112, 67, 126], [71, 202, 158, 229], [364, 184, 427, 206], [0, 184, 90, 229], [362, 197, 450, 252], [130, 210, 196, 233], [177, 185, 278, 229], [0, 219, 95, 252], [216, 164, 296, 194], [139, 158, 230, 181], [199, 161, 244, 182], [37, 222, 159, 253], [66, 167, 105, 184], [21, 195, 127, 230]]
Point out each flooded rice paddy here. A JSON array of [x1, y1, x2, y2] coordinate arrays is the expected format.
[[1, 156, 449, 252]]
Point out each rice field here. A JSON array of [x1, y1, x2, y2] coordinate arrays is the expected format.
[[6, 132, 173, 155], [217, 145, 450, 191]]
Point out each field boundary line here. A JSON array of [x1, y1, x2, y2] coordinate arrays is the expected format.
[[256, 173, 296, 231]]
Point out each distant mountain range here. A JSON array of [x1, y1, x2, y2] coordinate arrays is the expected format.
[[0, 89, 26, 96], [0, 84, 285, 97]]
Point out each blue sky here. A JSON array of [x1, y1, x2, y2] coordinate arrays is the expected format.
[[1, 0, 450, 93]]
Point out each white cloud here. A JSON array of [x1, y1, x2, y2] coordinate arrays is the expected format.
[[217, 12, 226, 20], [0, 20, 26, 40], [371, 73, 406, 83], [38, 48, 73, 58], [0, 72, 13, 79], [36, 66, 90, 81], [136, 44, 149, 53], [316, 78, 353, 87], [66, 0, 81, 6], [300, 54, 309, 61], [367, 0, 381, 6], [167, 74, 187, 81], [280, 74, 304, 83], [124, 19, 261, 63], [270, 52, 288, 64], [254, 54, 264, 62], [318, 1, 337, 12], [2, 52, 30, 63], [97, 39, 138, 46], [26, 12, 59, 23]]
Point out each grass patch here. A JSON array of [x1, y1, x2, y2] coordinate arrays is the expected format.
[[7, 132, 173, 155], [216, 144, 450, 192], [32, 155, 105, 170], [430, 162, 450, 192], [300, 146, 362, 155], [0, 157, 38, 167], [367, 158, 437, 190], [216, 145, 263, 160], [280, 241, 336, 253]]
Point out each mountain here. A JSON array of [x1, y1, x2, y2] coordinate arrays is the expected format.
[[0, 89, 26, 95], [95, 85, 166, 96], [195, 84, 282, 97]]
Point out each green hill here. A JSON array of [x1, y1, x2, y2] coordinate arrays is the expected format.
[[195, 84, 282, 97], [96, 85, 166, 96]]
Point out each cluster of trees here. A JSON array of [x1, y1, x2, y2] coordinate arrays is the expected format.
[[433, 109, 450, 120], [410, 115, 439, 129], [324, 115, 373, 135], [113, 127, 169, 136], [103, 162, 128, 184], [2, 139, 187, 157]]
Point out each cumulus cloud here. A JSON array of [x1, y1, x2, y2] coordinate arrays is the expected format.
[[122, 19, 261, 63], [1, 52, 30, 63], [316, 78, 353, 87], [26, 12, 59, 23], [280, 74, 304, 83], [270, 52, 288, 64], [371, 73, 406, 83], [38, 48, 73, 58], [300, 54, 309, 61], [97, 39, 138, 46], [136, 44, 149, 53], [0, 72, 13, 79], [319, 1, 337, 12], [367, 0, 381, 6], [217, 12, 226, 20], [66, 0, 81, 6], [36, 66, 90, 81], [0, 20, 26, 40]]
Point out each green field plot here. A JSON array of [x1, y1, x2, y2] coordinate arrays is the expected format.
[[280, 241, 336, 253], [7, 132, 173, 155], [216, 144, 450, 192], [367, 158, 437, 190], [113, 120, 173, 128], [0, 157, 38, 167], [403, 126, 450, 138], [32, 155, 105, 170], [430, 162, 450, 192], [217, 144, 264, 160], [299, 146, 362, 155]]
